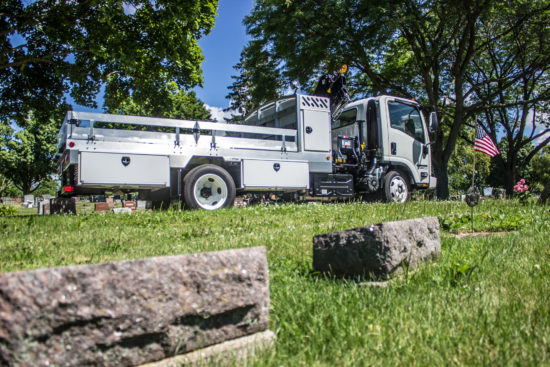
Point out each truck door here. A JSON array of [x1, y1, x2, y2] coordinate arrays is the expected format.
[[386, 100, 431, 185]]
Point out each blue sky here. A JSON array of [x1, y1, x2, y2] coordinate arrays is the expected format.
[[194, 0, 254, 110]]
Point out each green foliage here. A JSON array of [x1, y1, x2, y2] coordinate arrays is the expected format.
[[226, 40, 285, 121], [108, 82, 212, 121], [0, 181, 22, 198], [0, 113, 58, 195], [1, 0, 219, 124], [439, 209, 525, 233], [1, 200, 549, 365], [0, 205, 17, 216], [3, 180, 23, 197], [530, 145, 550, 192], [32, 177, 59, 197]]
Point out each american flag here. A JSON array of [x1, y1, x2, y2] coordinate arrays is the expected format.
[[474, 127, 500, 157]]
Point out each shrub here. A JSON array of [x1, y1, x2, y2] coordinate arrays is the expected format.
[[0, 205, 17, 216]]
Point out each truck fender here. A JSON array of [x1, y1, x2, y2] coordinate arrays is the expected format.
[[183, 156, 241, 189], [383, 157, 420, 184], [385, 164, 413, 187]]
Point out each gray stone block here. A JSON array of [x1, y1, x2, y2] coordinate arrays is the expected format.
[[0, 247, 270, 367], [313, 217, 440, 278]]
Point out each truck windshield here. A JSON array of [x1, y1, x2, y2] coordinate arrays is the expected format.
[[388, 102, 425, 143]]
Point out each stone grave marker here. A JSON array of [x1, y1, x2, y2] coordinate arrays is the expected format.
[[123, 201, 137, 211], [50, 197, 77, 214], [0, 247, 273, 367], [23, 195, 34, 208], [37, 201, 50, 215], [95, 202, 110, 212], [313, 217, 441, 278], [137, 200, 150, 210]]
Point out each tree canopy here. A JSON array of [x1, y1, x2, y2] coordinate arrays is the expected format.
[[108, 81, 212, 121], [230, 0, 550, 198], [1, 0, 218, 124]]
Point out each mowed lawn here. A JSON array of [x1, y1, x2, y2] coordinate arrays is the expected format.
[[1, 200, 549, 366]]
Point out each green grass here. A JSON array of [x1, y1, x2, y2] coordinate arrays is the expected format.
[[1, 199, 549, 365]]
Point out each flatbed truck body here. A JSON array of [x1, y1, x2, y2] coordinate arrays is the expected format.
[[56, 93, 437, 209]]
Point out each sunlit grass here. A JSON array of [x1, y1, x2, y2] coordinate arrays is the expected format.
[[1, 199, 549, 365]]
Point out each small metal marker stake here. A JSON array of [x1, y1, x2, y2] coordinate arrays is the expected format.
[[465, 186, 480, 232]]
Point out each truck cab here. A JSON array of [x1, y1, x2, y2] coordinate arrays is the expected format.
[[331, 95, 437, 202]]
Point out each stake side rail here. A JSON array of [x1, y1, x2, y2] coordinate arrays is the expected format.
[[57, 111, 299, 156]]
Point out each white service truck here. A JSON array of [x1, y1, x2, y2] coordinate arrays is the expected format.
[[56, 92, 437, 210]]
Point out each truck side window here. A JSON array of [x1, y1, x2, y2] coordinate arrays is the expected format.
[[388, 102, 425, 143], [332, 108, 357, 129]]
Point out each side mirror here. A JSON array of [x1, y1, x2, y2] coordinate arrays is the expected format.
[[429, 111, 438, 133]]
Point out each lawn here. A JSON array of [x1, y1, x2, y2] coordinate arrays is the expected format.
[[1, 199, 549, 366]]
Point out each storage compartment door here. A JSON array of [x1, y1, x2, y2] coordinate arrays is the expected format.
[[80, 152, 169, 186], [242, 160, 309, 189], [302, 110, 331, 152]]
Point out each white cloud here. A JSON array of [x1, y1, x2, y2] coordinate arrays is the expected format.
[[204, 104, 240, 122]]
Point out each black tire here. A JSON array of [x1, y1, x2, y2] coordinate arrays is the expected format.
[[183, 165, 236, 210], [384, 170, 410, 203]]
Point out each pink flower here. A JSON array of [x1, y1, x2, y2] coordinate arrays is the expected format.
[[514, 179, 529, 193]]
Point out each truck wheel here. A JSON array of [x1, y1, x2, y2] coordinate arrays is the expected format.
[[384, 170, 410, 203], [183, 165, 236, 210]]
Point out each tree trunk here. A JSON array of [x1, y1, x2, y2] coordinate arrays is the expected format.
[[539, 180, 550, 205], [434, 159, 450, 200], [504, 171, 516, 197]]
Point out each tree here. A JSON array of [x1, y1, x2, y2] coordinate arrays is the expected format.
[[468, 4, 550, 195], [0, 180, 21, 198], [225, 40, 285, 121], [0, 173, 12, 197], [0, 113, 58, 195], [480, 105, 550, 195], [233, 0, 550, 198], [0, 122, 13, 196], [108, 81, 212, 120], [1, 0, 218, 124]]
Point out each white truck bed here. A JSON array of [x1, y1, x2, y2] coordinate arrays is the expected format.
[[56, 94, 333, 192]]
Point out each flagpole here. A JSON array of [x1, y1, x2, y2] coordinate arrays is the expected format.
[[472, 117, 477, 188], [468, 116, 498, 232], [471, 116, 478, 233]]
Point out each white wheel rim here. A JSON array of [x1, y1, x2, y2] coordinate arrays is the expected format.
[[389, 176, 408, 203], [193, 173, 228, 210]]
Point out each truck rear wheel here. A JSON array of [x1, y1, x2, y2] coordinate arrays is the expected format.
[[384, 170, 410, 203], [183, 165, 236, 210]]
